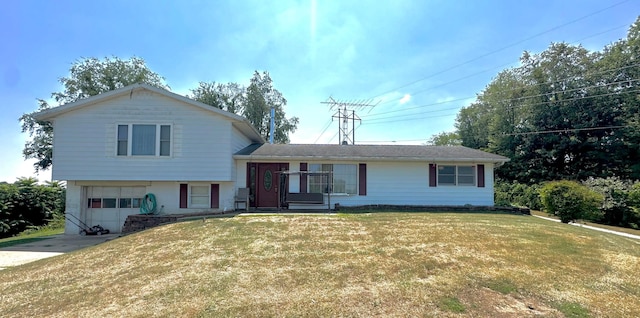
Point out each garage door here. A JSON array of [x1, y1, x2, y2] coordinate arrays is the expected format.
[[85, 186, 146, 233]]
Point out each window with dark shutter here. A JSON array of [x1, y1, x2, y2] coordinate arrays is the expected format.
[[210, 184, 219, 208], [300, 163, 308, 193], [179, 184, 188, 208], [358, 164, 367, 195], [429, 164, 437, 187]]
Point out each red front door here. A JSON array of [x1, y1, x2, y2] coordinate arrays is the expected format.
[[256, 163, 288, 208]]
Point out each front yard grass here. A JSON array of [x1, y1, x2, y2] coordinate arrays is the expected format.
[[0, 228, 63, 248], [0, 212, 638, 317]]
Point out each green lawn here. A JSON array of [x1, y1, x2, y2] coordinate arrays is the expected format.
[[1, 212, 638, 317], [0, 227, 63, 248]]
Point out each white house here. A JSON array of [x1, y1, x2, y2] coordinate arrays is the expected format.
[[33, 84, 509, 234]]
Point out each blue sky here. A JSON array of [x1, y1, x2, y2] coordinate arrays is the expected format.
[[1, 0, 638, 182]]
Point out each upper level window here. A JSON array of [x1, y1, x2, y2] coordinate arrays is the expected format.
[[117, 124, 171, 157], [438, 165, 476, 186], [309, 164, 357, 194]]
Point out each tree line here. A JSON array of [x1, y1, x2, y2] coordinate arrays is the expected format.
[[451, 17, 640, 184]]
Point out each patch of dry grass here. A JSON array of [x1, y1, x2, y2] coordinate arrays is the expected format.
[[0, 213, 638, 317]]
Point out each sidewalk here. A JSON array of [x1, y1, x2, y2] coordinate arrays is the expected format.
[[533, 215, 640, 241]]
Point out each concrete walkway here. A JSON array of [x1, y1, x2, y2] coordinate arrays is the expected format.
[[533, 215, 640, 241], [0, 234, 117, 270]]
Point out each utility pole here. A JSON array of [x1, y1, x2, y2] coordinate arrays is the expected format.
[[321, 97, 378, 145]]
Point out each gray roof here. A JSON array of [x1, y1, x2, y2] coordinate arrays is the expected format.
[[234, 143, 509, 163]]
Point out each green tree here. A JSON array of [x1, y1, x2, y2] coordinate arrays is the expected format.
[[427, 131, 462, 146], [190, 81, 245, 114], [244, 71, 298, 143], [20, 57, 167, 172], [192, 71, 299, 143]]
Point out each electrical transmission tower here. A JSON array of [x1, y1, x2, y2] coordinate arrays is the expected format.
[[321, 96, 378, 145]]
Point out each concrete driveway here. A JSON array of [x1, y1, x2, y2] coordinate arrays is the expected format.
[[0, 234, 117, 270]]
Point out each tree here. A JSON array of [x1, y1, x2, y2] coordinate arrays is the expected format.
[[427, 131, 462, 146], [192, 71, 299, 143], [20, 56, 167, 172], [190, 81, 245, 114]]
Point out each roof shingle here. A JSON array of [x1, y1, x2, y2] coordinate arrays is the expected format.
[[234, 144, 509, 163]]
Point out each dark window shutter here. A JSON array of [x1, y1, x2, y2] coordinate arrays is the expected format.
[[210, 184, 220, 208], [359, 163, 367, 196], [300, 163, 308, 193], [477, 164, 485, 188], [429, 164, 437, 187], [179, 184, 188, 208]]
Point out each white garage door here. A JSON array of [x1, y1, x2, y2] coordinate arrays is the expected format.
[[85, 186, 147, 233]]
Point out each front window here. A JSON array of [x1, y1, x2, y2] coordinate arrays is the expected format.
[[309, 164, 357, 194], [190, 186, 209, 208], [438, 165, 476, 186], [117, 124, 171, 157]]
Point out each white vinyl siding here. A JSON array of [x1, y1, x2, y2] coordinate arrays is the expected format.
[[51, 92, 242, 181], [235, 161, 496, 207], [438, 165, 476, 186]]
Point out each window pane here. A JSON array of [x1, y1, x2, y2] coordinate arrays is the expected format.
[[160, 141, 170, 156], [117, 125, 128, 156], [333, 164, 357, 194], [309, 164, 329, 193], [458, 176, 475, 185], [191, 186, 209, 207], [132, 125, 156, 155], [103, 198, 117, 208], [160, 125, 170, 156], [438, 165, 456, 185], [439, 165, 455, 174], [132, 198, 142, 208], [119, 198, 132, 208], [90, 198, 102, 208], [439, 175, 456, 185], [191, 186, 209, 195], [191, 196, 209, 206], [458, 166, 474, 175], [160, 125, 171, 140]]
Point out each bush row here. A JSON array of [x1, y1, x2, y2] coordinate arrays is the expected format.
[[495, 178, 640, 228], [0, 178, 65, 238]]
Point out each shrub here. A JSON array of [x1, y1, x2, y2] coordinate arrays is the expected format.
[[494, 181, 542, 210], [539, 180, 603, 223], [583, 177, 634, 225]]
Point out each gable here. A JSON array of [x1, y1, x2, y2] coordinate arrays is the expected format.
[[33, 83, 263, 143]]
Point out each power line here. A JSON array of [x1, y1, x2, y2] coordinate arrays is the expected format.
[[503, 125, 628, 136], [364, 81, 639, 124], [360, 88, 640, 126], [362, 63, 640, 120], [350, 124, 630, 144], [367, 0, 632, 101], [313, 119, 333, 144], [363, 62, 640, 120], [371, 23, 629, 109]]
